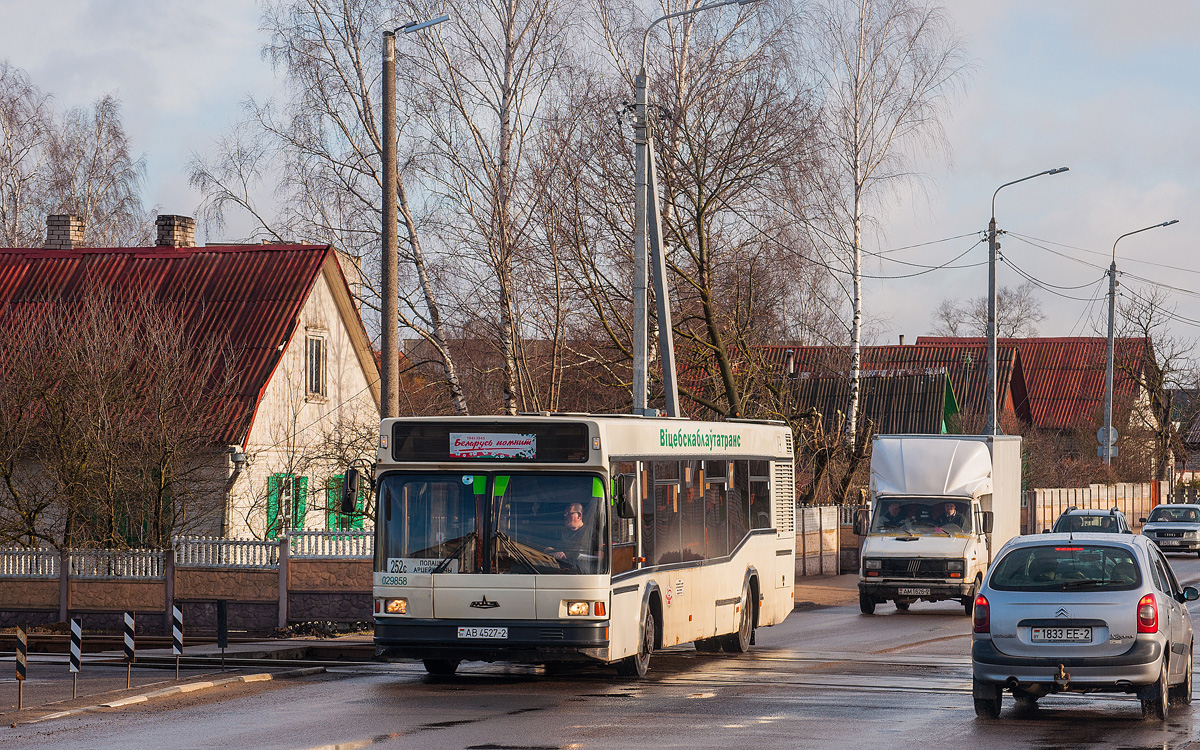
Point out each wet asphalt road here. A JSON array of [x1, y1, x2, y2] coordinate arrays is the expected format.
[[6, 555, 1200, 750]]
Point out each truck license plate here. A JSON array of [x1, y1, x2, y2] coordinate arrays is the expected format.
[[897, 587, 930, 596], [457, 627, 508, 639], [1031, 627, 1091, 643]]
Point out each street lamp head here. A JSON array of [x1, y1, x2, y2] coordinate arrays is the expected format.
[[1163, 219, 1180, 227], [1048, 166, 1069, 175], [398, 14, 449, 34]]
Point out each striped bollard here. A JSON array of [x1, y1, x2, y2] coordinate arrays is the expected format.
[[123, 612, 135, 689], [15, 625, 27, 710], [69, 618, 81, 699], [172, 604, 183, 680]]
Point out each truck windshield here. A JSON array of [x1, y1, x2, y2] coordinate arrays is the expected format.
[[376, 472, 608, 575], [871, 498, 972, 536]]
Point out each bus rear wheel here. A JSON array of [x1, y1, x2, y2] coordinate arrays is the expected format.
[[617, 608, 654, 678], [423, 658, 460, 676], [722, 582, 753, 653]]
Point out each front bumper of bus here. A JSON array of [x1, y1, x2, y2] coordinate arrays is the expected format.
[[375, 618, 610, 663]]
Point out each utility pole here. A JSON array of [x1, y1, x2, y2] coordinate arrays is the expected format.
[[379, 16, 449, 419], [1103, 220, 1178, 464], [985, 167, 1069, 435]]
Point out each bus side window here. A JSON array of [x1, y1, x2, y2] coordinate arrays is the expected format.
[[750, 460, 771, 530], [729, 461, 749, 546], [640, 462, 656, 567], [652, 461, 682, 565], [680, 461, 704, 562], [704, 460, 729, 559]]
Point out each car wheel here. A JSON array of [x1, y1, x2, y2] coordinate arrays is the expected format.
[[722, 582, 754, 653], [972, 679, 1002, 719], [617, 607, 655, 678], [859, 590, 876, 615], [423, 658, 460, 676], [1141, 657, 1170, 720], [895, 600, 910, 611], [1169, 643, 1193, 705]]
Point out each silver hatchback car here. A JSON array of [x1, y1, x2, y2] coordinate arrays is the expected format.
[[972, 533, 1197, 720]]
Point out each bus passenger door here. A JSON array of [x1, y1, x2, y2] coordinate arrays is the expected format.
[[608, 461, 643, 661]]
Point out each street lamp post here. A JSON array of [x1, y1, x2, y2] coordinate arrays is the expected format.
[[1101, 219, 1179, 464], [632, 0, 758, 417], [985, 167, 1069, 435], [381, 15, 449, 419]]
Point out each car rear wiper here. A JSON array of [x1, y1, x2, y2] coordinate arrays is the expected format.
[[1059, 578, 1109, 589], [432, 531, 477, 574]]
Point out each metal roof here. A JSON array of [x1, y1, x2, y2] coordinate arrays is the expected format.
[[0, 244, 334, 444], [763, 344, 1028, 424], [916, 337, 1149, 429], [778, 370, 957, 435]]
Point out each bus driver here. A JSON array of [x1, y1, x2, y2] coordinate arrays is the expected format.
[[546, 503, 587, 561]]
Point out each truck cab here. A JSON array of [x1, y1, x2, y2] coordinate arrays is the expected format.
[[856, 435, 1021, 616]]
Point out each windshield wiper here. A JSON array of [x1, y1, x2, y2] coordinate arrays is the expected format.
[[432, 531, 477, 574], [1059, 578, 1109, 589], [492, 531, 538, 574]]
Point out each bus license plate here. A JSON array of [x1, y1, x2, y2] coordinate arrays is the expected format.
[[457, 627, 508, 639], [1031, 627, 1091, 643], [897, 587, 930, 596]]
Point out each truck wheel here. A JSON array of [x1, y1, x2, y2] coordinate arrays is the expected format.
[[963, 578, 980, 617], [895, 600, 910, 611], [972, 679, 1002, 719], [859, 591, 876, 615]]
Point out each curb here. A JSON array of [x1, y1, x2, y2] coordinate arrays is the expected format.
[[21, 667, 327, 724]]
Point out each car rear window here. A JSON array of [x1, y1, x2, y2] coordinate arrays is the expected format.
[[990, 545, 1141, 591], [1051, 514, 1121, 533]]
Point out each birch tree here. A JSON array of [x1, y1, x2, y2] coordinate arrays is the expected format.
[[807, 0, 968, 441]]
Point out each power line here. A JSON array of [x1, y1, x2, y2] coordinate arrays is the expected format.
[[1010, 232, 1200, 277]]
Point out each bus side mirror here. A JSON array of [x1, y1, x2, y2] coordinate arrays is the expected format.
[[614, 475, 636, 519], [981, 511, 994, 534], [341, 468, 360, 515]]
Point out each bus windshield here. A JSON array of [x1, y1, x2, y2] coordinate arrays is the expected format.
[[870, 497, 972, 536], [377, 472, 608, 575]]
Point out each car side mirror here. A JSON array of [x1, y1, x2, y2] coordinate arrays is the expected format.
[[981, 511, 994, 534], [1042, 529, 1050, 534], [1140, 518, 1147, 523], [1181, 586, 1199, 602], [341, 467, 360, 515], [853, 512, 868, 536], [613, 475, 637, 519]]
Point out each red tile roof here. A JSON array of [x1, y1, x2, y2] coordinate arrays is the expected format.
[[0, 244, 337, 444], [916, 337, 1150, 429]]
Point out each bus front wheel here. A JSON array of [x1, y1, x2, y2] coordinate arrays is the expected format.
[[617, 608, 655, 678], [423, 658, 460, 676]]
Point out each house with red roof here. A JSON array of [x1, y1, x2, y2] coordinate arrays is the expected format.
[[0, 214, 381, 543]]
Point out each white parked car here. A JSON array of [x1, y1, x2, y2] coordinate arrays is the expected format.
[[1140, 504, 1200, 555], [972, 533, 1196, 720]]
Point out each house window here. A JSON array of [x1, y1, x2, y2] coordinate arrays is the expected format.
[[306, 334, 327, 398], [267, 474, 308, 539], [326, 475, 366, 531]]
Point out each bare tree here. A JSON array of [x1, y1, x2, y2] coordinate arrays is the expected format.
[[930, 281, 1046, 337], [806, 0, 969, 441], [188, 0, 469, 414], [0, 61, 53, 248]]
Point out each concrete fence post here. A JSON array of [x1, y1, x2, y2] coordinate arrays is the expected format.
[[58, 549, 69, 623], [278, 535, 289, 629]]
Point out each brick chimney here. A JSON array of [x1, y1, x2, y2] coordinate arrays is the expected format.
[[44, 214, 86, 250], [155, 215, 196, 248]]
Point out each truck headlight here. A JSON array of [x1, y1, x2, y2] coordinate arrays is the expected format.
[[947, 560, 965, 572], [864, 559, 881, 570]]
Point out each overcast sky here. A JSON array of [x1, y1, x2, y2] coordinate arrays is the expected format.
[[2, 0, 1198, 345]]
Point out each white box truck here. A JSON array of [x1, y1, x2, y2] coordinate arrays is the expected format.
[[855, 435, 1022, 616]]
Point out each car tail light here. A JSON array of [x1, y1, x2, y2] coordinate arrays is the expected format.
[[973, 594, 990, 633], [1137, 593, 1158, 633]]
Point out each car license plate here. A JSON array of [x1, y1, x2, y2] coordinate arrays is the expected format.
[[1160, 540, 1181, 546], [1031, 627, 1091, 643], [897, 587, 930, 596], [457, 626, 508, 639]]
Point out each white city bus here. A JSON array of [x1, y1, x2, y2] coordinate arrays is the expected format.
[[369, 415, 795, 677]]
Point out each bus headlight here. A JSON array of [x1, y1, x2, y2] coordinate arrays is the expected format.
[[385, 598, 408, 614], [566, 601, 590, 616]]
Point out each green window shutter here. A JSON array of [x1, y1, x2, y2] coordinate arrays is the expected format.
[[267, 474, 280, 540], [327, 475, 344, 530], [295, 476, 308, 529]]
